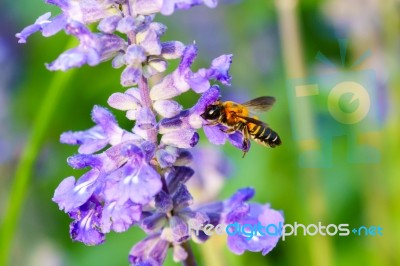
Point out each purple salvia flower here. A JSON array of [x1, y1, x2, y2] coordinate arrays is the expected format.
[[46, 21, 126, 71], [121, 44, 147, 86], [160, 129, 199, 148], [129, 233, 169, 266], [226, 203, 284, 255], [136, 167, 209, 252], [223, 188, 284, 255], [69, 197, 105, 246], [98, 15, 122, 34], [60, 105, 126, 154], [101, 201, 142, 233], [150, 44, 233, 100], [131, 0, 163, 16], [20, 0, 284, 264], [53, 170, 100, 213], [206, 54, 233, 85], [136, 22, 166, 55], [16, 12, 65, 43], [108, 88, 142, 120], [154, 100, 183, 118], [104, 154, 162, 205], [193, 187, 284, 255]]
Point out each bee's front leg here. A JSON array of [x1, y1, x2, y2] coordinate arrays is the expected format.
[[204, 121, 219, 126], [220, 127, 236, 134]]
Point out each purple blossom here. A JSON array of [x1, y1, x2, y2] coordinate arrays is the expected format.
[[158, 85, 249, 151], [53, 105, 163, 243], [129, 233, 169, 266], [45, 21, 125, 71], [108, 88, 142, 120], [69, 197, 105, 246], [226, 202, 284, 255], [53, 170, 100, 213], [101, 201, 142, 233], [104, 155, 162, 205], [150, 44, 232, 100], [134, 167, 210, 250], [60, 105, 128, 154], [20, 0, 284, 264], [16, 12, 65, 43], [195, 188, 284, 255], [224, 188, 284, 255]]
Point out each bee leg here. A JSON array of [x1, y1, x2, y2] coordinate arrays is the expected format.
[[242, 140, 250, 158], [220, 128, 236, 134], [204, 121, 219, 126], [241, 126, 251, 158]]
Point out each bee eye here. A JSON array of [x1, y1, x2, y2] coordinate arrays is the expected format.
[[201, 105, 220, 120], [206, 106, 220, 119]]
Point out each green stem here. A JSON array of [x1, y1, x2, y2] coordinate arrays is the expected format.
[[0, 40, 76, 266], [181, 241, 197, 266]]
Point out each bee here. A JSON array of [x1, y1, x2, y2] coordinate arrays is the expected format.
[[200, 96, 281, 157]]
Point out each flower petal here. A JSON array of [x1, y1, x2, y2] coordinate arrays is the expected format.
[[136, 107, 157, 130], [116, 16, 136, 34], [106, 162, 162, 205], [150, 72, 190, 100], [161, 129, 199, 148], [67, 154, 103, 169], [52, 169, 100, 212], [172, 183, 193, 211], [98, 15, 122, 33], [186, 69, 210, 93], [173, 245, 188, 263], [155, 190, 173, 213], [132, 0, 163, 15], [169, 216, 190, 244], [191, 85, 220, 115], [161, 41, 185, 59], [108, 92, 141, 111], [101, 201, 141, 233], [206, 54, 233, 85], [125, 44, 147, 65], [121, 65, 142, 87], [129, 234, 169, 266], [154, 99, 183, 118], [16, 12, 52, 43], [136, 22, 166, 55], [226, 203, 284, 256], [203, 126, 227, 145], [156, 147, 179, 168], [69, 199, 105, 246], [166, 166, 194, 194], [46, 46, 99, 71], [98, 34, 127, 62], [179, 44, 197, 73]]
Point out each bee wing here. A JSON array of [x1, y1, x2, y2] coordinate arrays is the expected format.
[[233, 114, 269, 127], [241, 96, 276, 113]]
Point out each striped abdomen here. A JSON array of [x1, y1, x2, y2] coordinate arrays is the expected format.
[[248, 124, 281, 148]]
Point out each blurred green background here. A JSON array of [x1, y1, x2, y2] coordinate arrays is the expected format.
[[0, 0, 399, 265]]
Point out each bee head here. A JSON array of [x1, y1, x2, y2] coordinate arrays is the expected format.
[[201, 104, 222, 121]]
